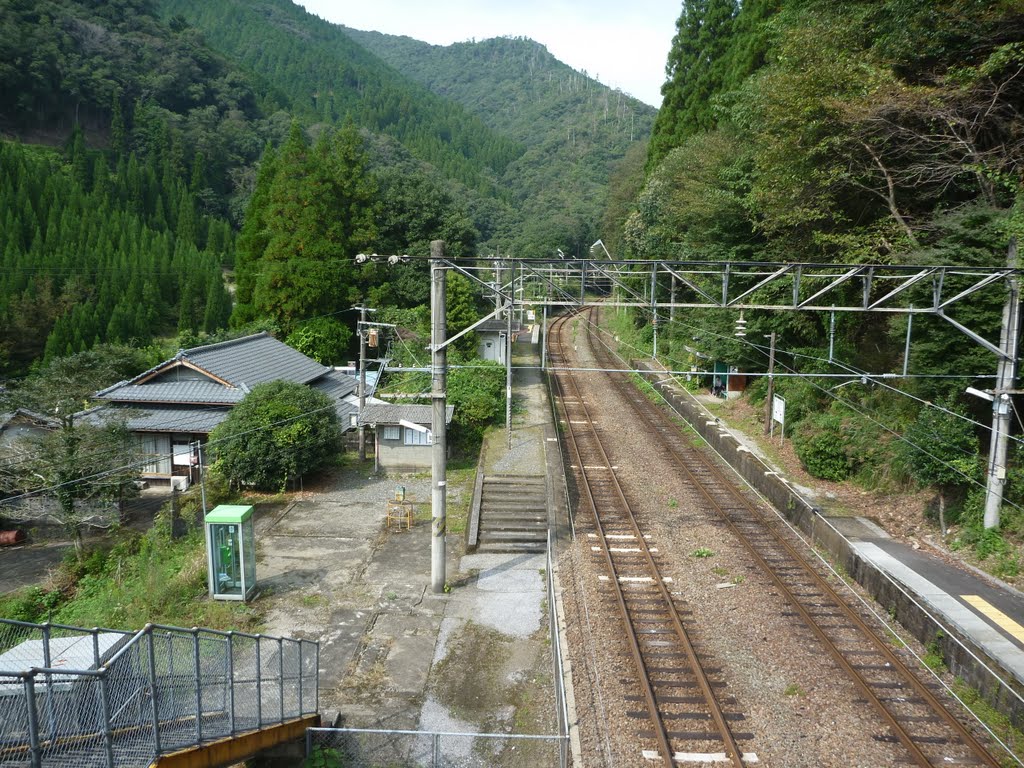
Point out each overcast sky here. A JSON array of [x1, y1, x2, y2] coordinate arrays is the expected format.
[[297, 0, 680, 107]]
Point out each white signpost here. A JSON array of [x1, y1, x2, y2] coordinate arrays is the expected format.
[[771, 395, 786, 441]]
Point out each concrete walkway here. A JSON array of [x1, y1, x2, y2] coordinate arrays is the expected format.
[[255, 332, 561, 759]]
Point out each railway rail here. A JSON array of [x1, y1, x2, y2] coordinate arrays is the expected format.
[[550, 305, 1002, 767], [549, 310, 753, 767]]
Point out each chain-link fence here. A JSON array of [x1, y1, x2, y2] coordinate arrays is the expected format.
[[306, 727, 568, 768], [0, 618, 318, 767]]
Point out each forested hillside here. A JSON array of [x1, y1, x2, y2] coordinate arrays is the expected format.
[[0, 0, 503, 376], [627, 0, 1024, 571], [158, 0, 522, 203], [342, 31, 657, 255]]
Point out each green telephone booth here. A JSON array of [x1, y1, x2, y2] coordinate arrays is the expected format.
[[205, 505, 256, 601]]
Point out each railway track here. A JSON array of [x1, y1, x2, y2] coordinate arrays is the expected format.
[[555, 304, 1000, 767], [549, 310, 753, 767]]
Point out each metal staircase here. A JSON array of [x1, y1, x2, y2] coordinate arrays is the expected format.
[[0, 619, 319, 768]]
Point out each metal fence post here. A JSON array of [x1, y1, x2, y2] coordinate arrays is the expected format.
[[432, 732, 441, 767], [305, 727, 312, 759], [98, 672, 116, 768], [298, 641, 304, 715], [226, 632, 236, 736], [255, 636, 262, 730], [278, 637, 285, 721], [192, 628, 203, 744], [23, 675, 41, 768], [146, 626, 162, 757], [40, 623, 57, 743], [166, 633, 176, 717], [314, 642, 320, 712]]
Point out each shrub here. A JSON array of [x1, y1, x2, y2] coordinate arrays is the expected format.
[[793, 412, 853, 481], [209, 381, 342, 491]]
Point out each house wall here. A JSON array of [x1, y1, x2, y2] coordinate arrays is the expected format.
[[374, 425, 433, 472], [0, 423, 49, 450]]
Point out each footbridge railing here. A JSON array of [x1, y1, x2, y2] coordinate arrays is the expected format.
[[0, 619, 318, 767]]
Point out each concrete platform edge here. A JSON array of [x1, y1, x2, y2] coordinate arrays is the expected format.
[[641, 361, 1024, 730]]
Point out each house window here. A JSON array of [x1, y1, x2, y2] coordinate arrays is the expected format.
[[139, 434, 172, 475], [350, 413, 358, 428], [382, 425, 400, 441], [404, 427, 432, 446]]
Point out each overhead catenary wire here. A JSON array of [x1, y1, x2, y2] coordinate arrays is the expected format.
[[572, 307, 1024, 520]]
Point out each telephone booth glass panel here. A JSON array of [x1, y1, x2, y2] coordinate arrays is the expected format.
[[204, 505, 255, 601]]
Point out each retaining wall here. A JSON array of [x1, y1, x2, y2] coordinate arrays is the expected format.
[[641, 363, 1024, 730]]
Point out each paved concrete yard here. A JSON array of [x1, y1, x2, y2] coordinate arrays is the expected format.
[[254, 338, 558, 742]]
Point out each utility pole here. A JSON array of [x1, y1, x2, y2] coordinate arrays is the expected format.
[[430, 240, 448, 593], [506, 300, 513, 449], [764, 332, 776, 435], [984, 238, 1020, 530], [358, 305, 368, 461]]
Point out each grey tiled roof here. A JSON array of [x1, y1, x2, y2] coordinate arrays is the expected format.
[[359, 403, 454, 427], [84, 404, 230, 434], [311, 370, 358, 401], [0, 408, 59, 429], [182, 332, 328, 386], [96, 382, 246, 405], [95, 332, 330, 403]]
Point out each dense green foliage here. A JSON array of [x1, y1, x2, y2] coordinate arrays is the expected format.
[[0, 140, 233, 373], [209, 380, 342, 491], [335, 31, 658, 257], [632, 0, 1024, 561], [159, 0, 521, 195], [232, 122, 377, 329], [0, 484, 254, 630]]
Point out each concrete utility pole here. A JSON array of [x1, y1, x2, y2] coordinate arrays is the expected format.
[[984, 238, 1020, 530], [358, 305, 368, 461], [430, 240, 448, 593], [763, 332, 776, 435], [506, 299, 513, 449]]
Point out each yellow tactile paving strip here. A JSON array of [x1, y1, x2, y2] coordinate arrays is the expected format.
[[961, 595, 1024, 644]]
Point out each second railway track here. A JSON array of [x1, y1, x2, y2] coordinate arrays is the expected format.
[[550, 305, 1001, 767]]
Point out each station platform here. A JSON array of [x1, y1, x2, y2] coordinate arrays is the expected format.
[[832, 515, 1024, 686], [648, 364, 1024, 730]]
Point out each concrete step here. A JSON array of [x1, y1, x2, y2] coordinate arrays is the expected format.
[[480, 502, 546, 513], [476, 542, 547, 554], [482, 520, 548, 531], [484, 475, 545, 486], [482, 486, 546, 498], [479, 529, 547, 542]]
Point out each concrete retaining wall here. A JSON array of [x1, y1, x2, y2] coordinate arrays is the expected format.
[[641, 363, 1024, 729]]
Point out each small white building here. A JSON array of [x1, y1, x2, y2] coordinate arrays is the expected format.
[[476, 318, 523, 365], [359, 403, 454, 473]]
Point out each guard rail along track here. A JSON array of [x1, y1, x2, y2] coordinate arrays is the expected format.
[[549, 309, 754, 768], [569, 303, 1001, 767]]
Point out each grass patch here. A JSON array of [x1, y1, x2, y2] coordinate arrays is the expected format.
[[783, 683, 806, 696], [691, 547, 715, 559], [0, 490, 259, 633], [922, 631, 947, 673], [950, 680, 1023, 766]]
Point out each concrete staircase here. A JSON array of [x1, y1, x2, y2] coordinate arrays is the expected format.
[[474, 475, 548, 554]]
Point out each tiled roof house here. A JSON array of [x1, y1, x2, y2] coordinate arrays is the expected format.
[[92, 332, 365, 482]]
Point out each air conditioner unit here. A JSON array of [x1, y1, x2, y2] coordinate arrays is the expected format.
[[170, 476, 190, 492]]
